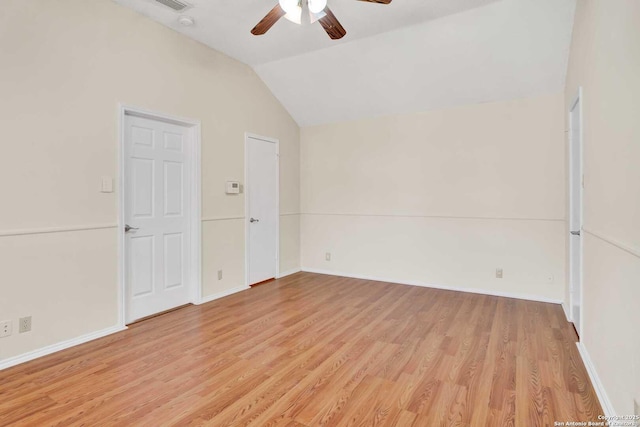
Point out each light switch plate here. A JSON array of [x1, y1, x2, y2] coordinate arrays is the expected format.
[[101, 176, 114, 193]]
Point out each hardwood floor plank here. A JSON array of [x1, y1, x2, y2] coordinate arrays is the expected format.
[[0, 272, 603, 426]]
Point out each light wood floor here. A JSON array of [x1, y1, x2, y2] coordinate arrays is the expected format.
[[0, 272, 602, 426]]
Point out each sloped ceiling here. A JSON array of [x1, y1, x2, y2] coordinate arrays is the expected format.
[[113, 0, 576, 126], [113, 0, 499, 65], [255, 0, 576, 126]]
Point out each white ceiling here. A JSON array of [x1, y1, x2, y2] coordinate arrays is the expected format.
[[113, 0, 576, 127], [112, 0, 499, 65]]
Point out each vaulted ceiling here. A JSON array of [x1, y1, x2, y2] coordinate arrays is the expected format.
[[113, 0, 576, 126]]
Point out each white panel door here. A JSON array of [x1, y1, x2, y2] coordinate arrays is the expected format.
[[247, 136, 278, 285], [569, 93, 583, 337], [125, 115, 191, 323]]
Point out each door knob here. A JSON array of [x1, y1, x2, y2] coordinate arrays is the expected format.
[[125, 224, 139, 233], [250, 218, 259, 223], [570, 230, 581, 236]]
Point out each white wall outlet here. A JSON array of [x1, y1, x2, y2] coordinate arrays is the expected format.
[[325, 252, 331, 261], [496, 268, 503, 279], [217, 270, 223, 280], [19, 316, 32, 333], [0, 320, 12, 338]]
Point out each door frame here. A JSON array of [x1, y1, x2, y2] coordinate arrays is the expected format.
[[244, 132, 280, 287], [568, 87, 584, 336], [117, 104, 202, 327]]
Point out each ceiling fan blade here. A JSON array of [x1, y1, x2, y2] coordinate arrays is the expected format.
[[319, 7, 346, 40], [358, 0, 392, 4], [251, 4, 286, 35]]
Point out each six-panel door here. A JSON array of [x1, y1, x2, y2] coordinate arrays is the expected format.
[[125, 115, 191, 323]]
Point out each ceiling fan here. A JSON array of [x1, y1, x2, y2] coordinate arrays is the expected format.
[[251, 0, 392, 40]]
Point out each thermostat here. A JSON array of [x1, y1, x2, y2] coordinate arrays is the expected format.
[[225, 181, 240, 194]]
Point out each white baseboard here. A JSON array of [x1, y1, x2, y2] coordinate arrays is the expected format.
[[0, 324, 127, 371], [576, 342, 615, 416], [561, 302, 571, 323], [197, 271, 300, 306], [301, 268, 563, 305], [278, 268, 301, 278], [197, 285, 250, 305]]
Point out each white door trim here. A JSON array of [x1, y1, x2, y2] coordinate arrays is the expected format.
[[244, 132, 280, 287], [568, 87, 584, 337], [118, 104, 202, 327]]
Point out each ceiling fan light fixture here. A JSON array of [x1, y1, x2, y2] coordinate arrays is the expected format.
[[279, 0, 302, 24], [284, 9, 302, 24], [284, 9, 302, 25], [278, 0, 299, 14], [308, 0, 327, 14], [253, 0, 367, 39]]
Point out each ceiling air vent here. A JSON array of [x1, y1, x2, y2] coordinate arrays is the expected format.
[[153, 0, 191, 12]]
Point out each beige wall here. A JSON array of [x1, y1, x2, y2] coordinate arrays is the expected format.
[[300, 94, 566, 301], [0, 0, 299, 362], [564, 0, 640, 414], [4, 6, 637, 417]]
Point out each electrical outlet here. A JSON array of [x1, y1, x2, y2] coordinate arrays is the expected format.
[[496, 268, 503, 279], [0, 320, 12, 338], [19, 316, 32, 333], [217, 270, 223, 280], [325, 252, 331, 261]]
